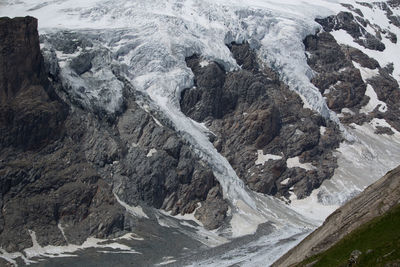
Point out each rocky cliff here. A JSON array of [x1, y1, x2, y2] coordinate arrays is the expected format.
[[0, 16, 228, 257], [0, 16, 126, 252], [180, 43, 342, 199], [0, 16, 67, 150]]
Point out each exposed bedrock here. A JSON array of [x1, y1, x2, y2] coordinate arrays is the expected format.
[[0, 16, 68, 151], [180, 42, 342, 199], [100, 95, 229, 230], [368, 68, 400, 131], [0, 16, 126, 252], [316, 11, 386, 51], [304, 32, 368, 113], [0, 16, 228, 255], [304, 28, 400, 132]]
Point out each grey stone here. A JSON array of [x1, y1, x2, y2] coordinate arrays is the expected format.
[[70, 52, 95, 75]]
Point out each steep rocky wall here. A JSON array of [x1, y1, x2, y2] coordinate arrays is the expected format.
[[0, 16, 67, 150], [0, 16, 44, 101], [304, 32, 368, 112], [306, 11, 400, 134], [0, 16, 229, 256], [0, 17, 127, 252], [180, 43, 342, 199]]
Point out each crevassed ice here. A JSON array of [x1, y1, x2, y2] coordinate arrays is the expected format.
[[3, 0, 400, 265], [3, 0, 343, 115], [1, 0, 392, 240], [0, 0, 349, 236]]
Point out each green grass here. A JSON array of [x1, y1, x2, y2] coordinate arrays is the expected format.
[[298, 204, 400, 267]]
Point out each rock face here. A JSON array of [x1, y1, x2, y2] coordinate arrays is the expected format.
[[103, 95, 229, 229], [180, 43, 342, 199], [304, 32, 368, 113], [0, 17, 67, 150], [306, 15, 400, 132], [273, 165, 400, 267], [368, 69, 400, 131], [0, 17, 127, 252], [316, 11, 386, 51], [0, 16, 228, 255], [0, 17, 43, 101]]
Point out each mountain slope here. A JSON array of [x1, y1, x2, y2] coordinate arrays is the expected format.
[[273, 165, 400, 267], [1, 0, 400, 266], [298, 203, 400, 266]]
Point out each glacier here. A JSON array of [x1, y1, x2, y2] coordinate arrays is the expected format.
[[1, 0, 400, 266]]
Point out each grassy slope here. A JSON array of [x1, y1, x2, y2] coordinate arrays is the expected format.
[[297, 204, 400, 267]]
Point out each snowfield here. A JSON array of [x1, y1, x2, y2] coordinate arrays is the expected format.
[[1, 0, 400, 266]]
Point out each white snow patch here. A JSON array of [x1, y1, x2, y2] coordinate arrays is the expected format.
[[152, 117, 164, 127], [286, 157, 316, 171], [320, 126, 326, 136], [352, 61, 379, 81], [156, 256, 177, 266], [146, 148, 157, 157], [58, 223, 68, 243], [131, 142, 139, 148], [255, 150, 282, 165], [280, 178, 290, 185], [156, 210, 229, 247], [98, 250, 138, 254], [360, 84, 387, 114], [160, 207, 204, 227], [289, 190, 338, 223], [341, 108, 355, 115], [155, 213, 172, 228], [116, 233, 145, 241], [114, 193, 149, 218], [1, 230, 139, 265], [199, 60, 210, 67]]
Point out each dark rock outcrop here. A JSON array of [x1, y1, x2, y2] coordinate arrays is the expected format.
[[106, 96, 229, 229], [304, 32, 368, 113], [0, 16, 228, 258], [180, 43, 342, 199], [368, 68, 400, 131], [316, 11, 386, 51], [0, 138, 126, 252], [0, 16, 67, 150], [0, 17, 127, 252], [304, 26, 400, 132]]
